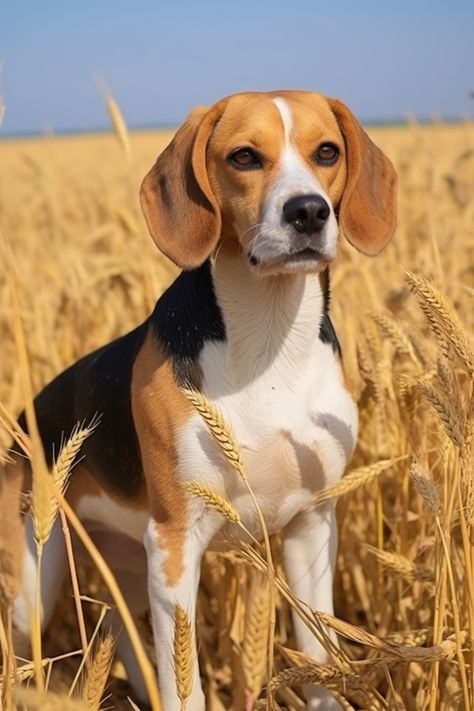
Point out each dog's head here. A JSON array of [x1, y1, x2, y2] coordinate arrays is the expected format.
[[141, 91, 397, 274]]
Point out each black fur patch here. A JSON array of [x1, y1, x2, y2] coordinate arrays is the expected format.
[[150, 260, 226, 385], [19, 325, 147, 500], [319, 314, 341, 356], [318, 268, 342, 356]]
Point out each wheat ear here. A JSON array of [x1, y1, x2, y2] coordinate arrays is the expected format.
[[416, 379, 463, 447], [369, 310, 419, 362], [32, 417, 100, 546], [410, 461, 441, 515], [242, 573, 271, 701], [106, 96, 132, 164], [184, 481, 241, 524], [82, 633, 115, 711], [365, 544, 432, 581], [181, 389, 244, 475], [174, 604, 193, 709], [405, 270, 474, 373], [311, 457, 405, 506]]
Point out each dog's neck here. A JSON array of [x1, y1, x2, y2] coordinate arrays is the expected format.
[[210, 246, 327, 379]]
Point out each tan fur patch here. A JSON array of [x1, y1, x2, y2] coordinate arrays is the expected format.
[[131, 329, 194, 587]]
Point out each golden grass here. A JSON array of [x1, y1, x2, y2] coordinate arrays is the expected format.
[[0, 109, 473, 710]]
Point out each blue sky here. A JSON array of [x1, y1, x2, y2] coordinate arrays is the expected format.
[[1, 0, 473, 135]]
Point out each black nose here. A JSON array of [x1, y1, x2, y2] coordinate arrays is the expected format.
[[283, 194, 330, 234]]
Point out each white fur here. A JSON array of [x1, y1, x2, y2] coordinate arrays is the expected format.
[[14, 517, 66, 638], [144, 511, 223, 711], [76, 492, 149, 542], [177, 251, 357, 540], [249, 97, 339, 271]]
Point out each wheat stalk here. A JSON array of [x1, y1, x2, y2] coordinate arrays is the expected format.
[[32, 417, 99, 545], [416, 379, 463, 447], [184, 481, 241, 524], [461, 418, 474, 524], [369, 310, 419, 363], [364, 544, 432, 581], [181, 389, 244, 475], [436, 356, 459, 404], [410, 461, 441, 515], [405, 271, 474, 374], [242, 573, 271, 700], [173, 604, 193, 708], [0, 402, 31, 457], [316, 612, 460, 663], [0, 82, 5, 132], [268, 663, 358, 691], [106, 96, 132, 165], [311, 458, 404, 506], [47, 487, 163, 711], [81, 633, 115, 711]]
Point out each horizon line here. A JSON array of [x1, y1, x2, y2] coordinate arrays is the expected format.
[[1, 114, 472, 141]]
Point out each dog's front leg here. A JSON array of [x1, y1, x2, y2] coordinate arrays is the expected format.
[[282, 503, 342, 710], [144, 512, 219, 711]]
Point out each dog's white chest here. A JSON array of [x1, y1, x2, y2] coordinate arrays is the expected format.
[[178, 332, 358, 537]]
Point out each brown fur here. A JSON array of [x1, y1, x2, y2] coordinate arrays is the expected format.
[[328, 98, 397, 255], [131, 330, 195, 587]]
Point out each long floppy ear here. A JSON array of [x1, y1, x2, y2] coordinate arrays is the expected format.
[[328, 98, 397, 255], [140, 104, 223, 269]]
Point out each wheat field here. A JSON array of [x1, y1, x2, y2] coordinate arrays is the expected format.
[[0, 103, 473, 710]]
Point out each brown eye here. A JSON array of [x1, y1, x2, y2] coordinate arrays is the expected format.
[[228, 148, 262, 170], [315, 142, 339, 166]]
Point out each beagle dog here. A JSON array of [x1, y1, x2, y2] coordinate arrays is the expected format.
[[4, 90, 396, 710]]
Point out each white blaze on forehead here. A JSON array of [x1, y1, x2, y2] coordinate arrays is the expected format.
[[271, 96, 327, 196], [273, 96, 294, 144]]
